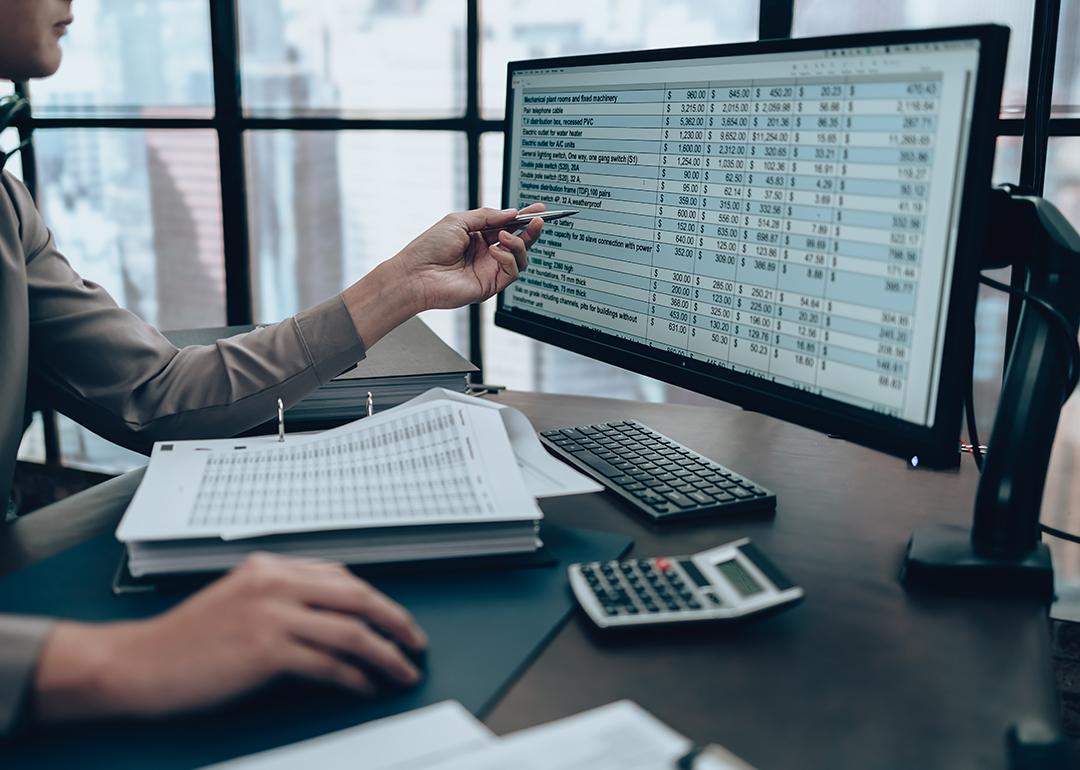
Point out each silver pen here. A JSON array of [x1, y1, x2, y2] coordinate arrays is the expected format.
[[277, 398, 285, 443], [475, 209, 578, 232]]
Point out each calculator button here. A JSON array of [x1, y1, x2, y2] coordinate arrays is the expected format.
[[654, 558, 672, 571], [686, 599, 702, 609]]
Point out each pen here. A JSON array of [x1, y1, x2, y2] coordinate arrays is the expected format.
[[277, 398, 285, 443], [475, 208, 578, 232]]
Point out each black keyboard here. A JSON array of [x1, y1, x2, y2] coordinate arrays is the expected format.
[[539, 420, 776, 521]]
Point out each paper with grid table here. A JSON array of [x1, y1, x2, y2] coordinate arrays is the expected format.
[[117, 394, 547, 576]]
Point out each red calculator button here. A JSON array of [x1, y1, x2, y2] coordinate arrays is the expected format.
[[654, 558, 673, 572]]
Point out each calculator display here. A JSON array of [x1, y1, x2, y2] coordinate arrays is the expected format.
[[717, 559, 764, 597]]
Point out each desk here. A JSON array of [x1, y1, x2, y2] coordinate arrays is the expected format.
[[0, 392, 1063, 769]]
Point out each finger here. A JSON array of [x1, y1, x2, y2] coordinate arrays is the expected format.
[[498, 230, 528, 271], [489, 242, 519, 282], [452, 206, 518, 232], [287, 569, 428, 651], [281, 641, 378, 695], [287, 608, 422, 686], [518, 201, 546, 215], [520, 216, 544, 248]]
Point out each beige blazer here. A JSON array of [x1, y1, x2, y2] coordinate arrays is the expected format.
[[0, 171, 367, 733]]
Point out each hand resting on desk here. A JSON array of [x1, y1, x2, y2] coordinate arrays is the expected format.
[[30, 553, 428, 722]]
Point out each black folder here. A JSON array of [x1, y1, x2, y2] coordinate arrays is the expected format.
[[165, 316, 478, 428]]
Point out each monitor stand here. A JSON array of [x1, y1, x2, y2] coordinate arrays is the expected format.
[[902, 186, 1080, 600]]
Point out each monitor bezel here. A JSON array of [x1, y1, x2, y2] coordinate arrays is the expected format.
[[495, 25, 1008, 468]]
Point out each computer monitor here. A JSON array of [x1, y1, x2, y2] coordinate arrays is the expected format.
[[495, 26, 1008, 468]]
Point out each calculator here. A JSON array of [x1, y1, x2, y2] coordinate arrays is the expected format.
[[569, 538, 802, 630]]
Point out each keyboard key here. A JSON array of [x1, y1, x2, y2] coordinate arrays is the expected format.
[[663, 491, 697, 509], [688, 491, 714, 505], [624, 482, 646, 492]]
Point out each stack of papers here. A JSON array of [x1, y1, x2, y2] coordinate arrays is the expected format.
[[203, 700, 757, 770], [117, 390, 599, 578], [286, 317, 478, 422]]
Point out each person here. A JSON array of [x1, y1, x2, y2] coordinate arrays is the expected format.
[[0, 0, 544, 734]]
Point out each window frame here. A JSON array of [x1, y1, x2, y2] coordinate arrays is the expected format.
[[10, 0, 1075, 465]]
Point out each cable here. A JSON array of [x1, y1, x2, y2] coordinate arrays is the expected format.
[[979, 273, 1080, 397], [1040, 523, 1080, 545], [966, 366, 984, 471], [962, 274, 1079, 474], [967, 274, 1080, 544]]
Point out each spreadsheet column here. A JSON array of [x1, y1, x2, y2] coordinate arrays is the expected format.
[[729, 81, 795, 376], [816, 76, 938, 412], [688, 82, 753, 364], [514, 85, 667, 344], [649, 84, 710, 353], [772, 80, 844, 389]]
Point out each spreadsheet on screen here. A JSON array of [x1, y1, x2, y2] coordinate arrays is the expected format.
[[503, 40, 981, 426]]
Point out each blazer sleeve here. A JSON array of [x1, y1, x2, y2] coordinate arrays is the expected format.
[[8, 173, 368, 453]]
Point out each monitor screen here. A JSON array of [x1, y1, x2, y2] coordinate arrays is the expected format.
[[496, 28, 1007, 466]]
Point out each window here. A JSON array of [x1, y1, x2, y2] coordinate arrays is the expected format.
[[480, 0, 759, 119], [792, 0, 1036, 111], [238, 0, 466, 118], [30, 0, 214, 117], [10, 1, 1077, 471]]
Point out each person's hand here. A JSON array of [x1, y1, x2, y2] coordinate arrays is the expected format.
[[32, 552, 427, 722], [396, 202, 546, 311], [339, 202, 544, 351]]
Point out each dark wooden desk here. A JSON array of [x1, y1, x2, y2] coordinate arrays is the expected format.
[[484, 392, 1061, 770], [0, 392, 1064, 769]]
